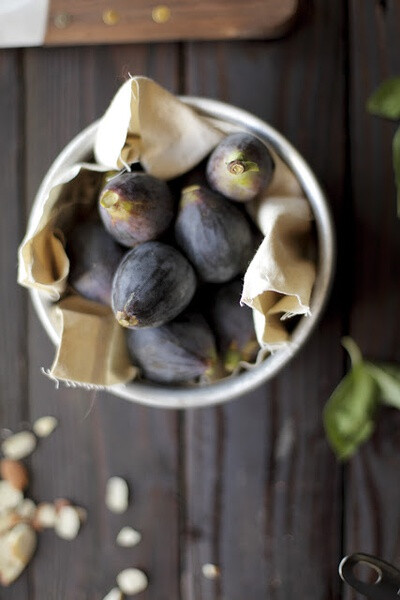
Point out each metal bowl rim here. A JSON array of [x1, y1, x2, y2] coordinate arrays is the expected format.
[[29, 96, 336, 409]]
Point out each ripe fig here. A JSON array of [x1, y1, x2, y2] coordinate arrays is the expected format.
[[67, 221, 125, 305], [112, 241, 196, 328], [99, 172, 174, 247], [175, 185, 253, 283], [206, 132, 274, 202], [126, 312, 217, 384], [210, 280, 259, 372]]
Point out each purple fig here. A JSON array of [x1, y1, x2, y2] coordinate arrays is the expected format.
[[206, 132, 274, 202], [67, 221, 125, 305], [210, 280, 259, 372], [174, 185, 253, 283], [111, 241, 196, 328], [126, 311, 218, 384], [99, 172, 174, 247]]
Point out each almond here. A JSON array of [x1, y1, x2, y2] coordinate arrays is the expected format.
[[34, 503, 57, 530], [0, 481, 23, 514], [54, 505, 81, 540], [75, 506, 88, 523], [32, 416, 58, 438], [15, 499, 36, 521], [0, 460, 29, 491], [116, 527, 141, 548], [1, 431, 36, 461], [105, 477, 129, 514], [0, 511, 20, 536], [201, 563, 220, 579], [0, 523, 36, 586], [54, 498, 71, 512], [103, 588, 124, 600], [116, 568, 148, 595]]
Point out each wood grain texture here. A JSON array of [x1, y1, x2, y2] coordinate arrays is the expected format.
[[0, 49, 31, 600], [45, 0, 299, 45], [344, 1, 400, 598], [182, 1, 346, 598], [20, 45, 181, 599]]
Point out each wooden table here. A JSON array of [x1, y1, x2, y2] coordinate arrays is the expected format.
[[1, 1, 400, 598]]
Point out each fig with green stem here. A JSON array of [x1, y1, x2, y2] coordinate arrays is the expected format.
[[99, 172, 174, 247], [206, 132, 274, 202]]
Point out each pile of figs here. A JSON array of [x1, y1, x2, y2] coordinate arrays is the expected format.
[[67, 132, 275, 384]]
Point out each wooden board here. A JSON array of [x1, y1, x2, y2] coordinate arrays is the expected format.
[[44, 0, 299, 45], [344, 1, 400, 599], [181, 3, 346, 596], [1, 1, 400, 598]]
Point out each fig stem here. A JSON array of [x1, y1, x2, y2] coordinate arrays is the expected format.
[[116, 311, 138, 328], [227, 160, 259, 175], [100, 190, 119, 209]]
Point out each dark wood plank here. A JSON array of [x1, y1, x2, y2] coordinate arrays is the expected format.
[[44, 0, 299, 45], [0, 48, 31, 600], [345, 2, 400, 598], [21, 45, 181, 599], [182, 1, 346, 598]]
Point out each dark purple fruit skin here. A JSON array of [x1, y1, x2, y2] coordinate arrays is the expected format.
[[99, 172, 174, 247], [210, 280, 258, 368], [67, 221, 125, 305], [206, 132, 274, 202], [126, 312, 217, 384], [175, 186, 253, 283], [111, 241, 196, 328]]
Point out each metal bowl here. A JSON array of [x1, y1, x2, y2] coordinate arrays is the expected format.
[[29, 97, 335, 409]]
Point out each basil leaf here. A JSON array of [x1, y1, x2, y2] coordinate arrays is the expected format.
[[367, 77, 400, 120], [365, 362, 400, 409], [323, 363, 379, 460], [393, 125, 400, 217]]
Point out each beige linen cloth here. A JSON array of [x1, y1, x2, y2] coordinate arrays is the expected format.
[[18, 76, 316, 387]]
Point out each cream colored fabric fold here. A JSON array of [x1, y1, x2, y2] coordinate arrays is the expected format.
[[94, 76, 224, 178], [17, 77, 317, 387]]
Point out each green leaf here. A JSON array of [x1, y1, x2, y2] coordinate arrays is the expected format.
[[323, 363, 379, 460], [393, 125, 400, 217], [341, 336, 363, 367], [365, 362, 400, 409], [367, 77, 400, 120]]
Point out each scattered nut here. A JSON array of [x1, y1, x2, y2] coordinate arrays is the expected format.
[[54, 498, 71, 512], [0, 460, 29, 491], [103, 587, 124, 600], [0, 481, 24, 514], [75, 506, 88, 523], [0, 511, 20, 536], [0, 523, 37, 586], [201, 563, 220, 579], [116, 526, 141, 548], [54, 505, 81, 540], [15, 499, 36, 521], [32, 416, 58, 438], [106, 477, 129, 514], [1, 431, 36, 460], [116, 568, 148, 595], [34, 503, 57, 530]]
